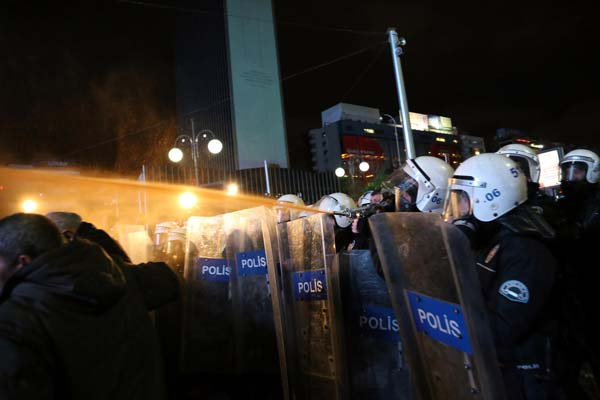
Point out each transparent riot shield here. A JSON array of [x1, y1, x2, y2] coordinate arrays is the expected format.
[[114, 224, 152, 263], [334, 250, 411, 400], [274, 213, 348, 400], [369, 213, 507, 400], [181, 206, 279, 377]]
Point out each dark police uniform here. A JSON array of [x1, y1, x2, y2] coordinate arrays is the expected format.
[[474, 207, 563, 400], [554, 187, 600, 397]]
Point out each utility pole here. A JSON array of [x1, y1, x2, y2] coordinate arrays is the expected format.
[[387, 28, 416, 160]]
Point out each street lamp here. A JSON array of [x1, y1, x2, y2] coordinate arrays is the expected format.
[[359, 161, 370, 172], [335, 167, 346, 177], [168, 119, 223, 186], [381, 113, 403, 167]]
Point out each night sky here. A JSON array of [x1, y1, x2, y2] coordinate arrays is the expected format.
[[1, 0, 598, 171]]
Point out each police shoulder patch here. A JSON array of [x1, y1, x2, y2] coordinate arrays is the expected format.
[[499, 280, 529, 303]]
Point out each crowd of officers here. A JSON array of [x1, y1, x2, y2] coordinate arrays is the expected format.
[[278, 145, 600, 400], [0, 144, 599, 399]]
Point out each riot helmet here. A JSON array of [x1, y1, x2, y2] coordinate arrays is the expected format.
[[357, 190, 373, 207], [496, 143, 541, 183], [276, 194, 305, 222], [315, 192, 357, 228], [560, 149, 600, 184], [444, 153, 527, 223], [277, 194, 305, 206], [154, 221, 178, 246], [387, 156, 454, 213]]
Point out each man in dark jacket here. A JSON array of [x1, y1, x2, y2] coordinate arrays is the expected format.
[[0, 213, 179, 400]]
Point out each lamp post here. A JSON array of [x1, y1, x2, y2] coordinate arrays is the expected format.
[[168, 119, 223, 186], [381, 113, 402, 167], [387, 29, 416, 159]]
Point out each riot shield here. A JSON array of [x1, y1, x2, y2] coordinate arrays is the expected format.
[[114, 224, 152, 263], [369, 213, 507, 400], [180, 206, 279, 377], [274, 213, 348, 400], [334, 250, 411, 400]]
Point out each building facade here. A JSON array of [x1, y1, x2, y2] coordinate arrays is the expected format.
[[175, 0, 288, 171]]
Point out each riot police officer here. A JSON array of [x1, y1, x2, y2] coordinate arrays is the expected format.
[[444, 153, 563, 400], [556, 149, 600, 397], [559, 149, 600, 230], [386, 155, 454, 213], [315, 192, 357, 252]]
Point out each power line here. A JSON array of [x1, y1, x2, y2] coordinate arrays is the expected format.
[[340, 44, 386, 101], [282, 42, 386, 82], [65, 98, 230, 157], [277, 20, 382, 36], [65, 120, 168, 157], [66, 42, 384, 156], [118, 0, 384, 36]]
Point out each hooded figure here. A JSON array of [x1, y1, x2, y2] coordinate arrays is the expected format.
[[0, 213, 178, 400]]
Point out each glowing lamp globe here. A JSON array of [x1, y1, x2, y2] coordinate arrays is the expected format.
[[359, 161, 370, 172], [168, 147, 184, 163], [335, 167, 345, 177], [207, 139, 223, 154]]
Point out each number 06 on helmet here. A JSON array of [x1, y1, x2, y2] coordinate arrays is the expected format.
[[443, 153, 527, 223]]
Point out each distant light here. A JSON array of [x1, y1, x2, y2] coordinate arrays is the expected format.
[[335, 167, 346, 177], [452, 139, 459, 143], [435, 137, 446, 142], [359, 161, 370, 172], [22, 199, 38, 213], [474, 150, 481, 155], [363, 128, 375, 134], [226, 183, 238, 196], [207, 139, 223, 154], [178, 192, 198, 209], [530, 143, 544, 149], [168, 147, 184, 163]]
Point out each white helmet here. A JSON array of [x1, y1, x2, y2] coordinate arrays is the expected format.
[[387, 156, 454, 213], [357, 190, 373, 207], [276, 194, 306, 222], [560, 149, 600, 184], [315, 192, 357, 228], [444, 154, 527, 222], [496, 143, 541, 183], [154, 221, 179, 245], [277, 194, 305, 206]]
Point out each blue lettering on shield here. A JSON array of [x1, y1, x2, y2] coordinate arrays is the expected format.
[[406, 290, 473, 354], [358, 304, 400, 342], [293, 269, 327, 301], [236, 249, 268, 276], [195, 257, 232, 282]]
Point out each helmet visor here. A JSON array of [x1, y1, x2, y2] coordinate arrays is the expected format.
[[443, 188, 473, 223], [387, 169, 418, 206], [561, 161, 588, 182]]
